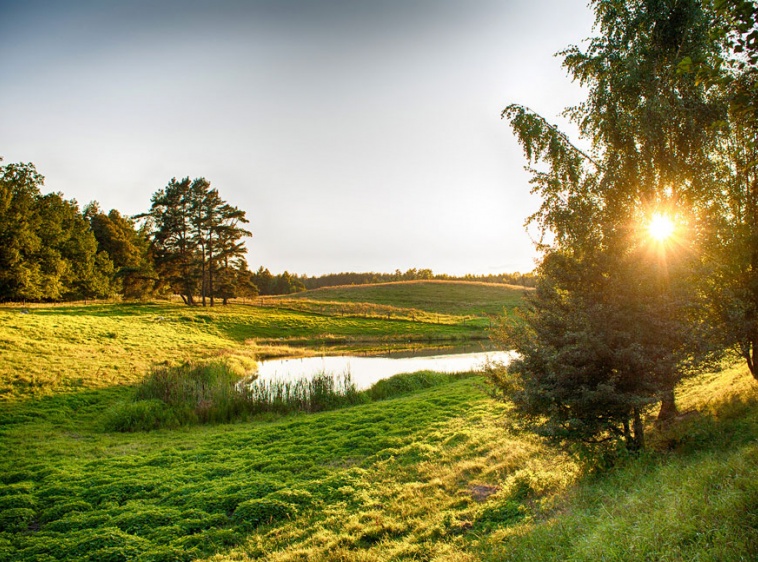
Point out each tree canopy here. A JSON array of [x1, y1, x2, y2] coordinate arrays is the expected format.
[[490, 0, 753, 452]]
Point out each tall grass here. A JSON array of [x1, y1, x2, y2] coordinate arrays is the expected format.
[[103, 361, 368, 431], [102, 362, 471, 432], [244, 372, 365, 414]]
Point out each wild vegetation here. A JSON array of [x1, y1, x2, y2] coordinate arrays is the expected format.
[[3, 0, 758, 560], [489, 0, 758, 453]]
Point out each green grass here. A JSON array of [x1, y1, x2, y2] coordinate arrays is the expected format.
[[0, 298, 490, 400], [2, 286, 757, 561], [273, 280, 529, 317], [1, 365, 756, 561]]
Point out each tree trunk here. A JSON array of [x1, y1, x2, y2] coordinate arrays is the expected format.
[[632, 407, 645, 451], [657, 388, 679, 422], [208, 234, 214, 307]]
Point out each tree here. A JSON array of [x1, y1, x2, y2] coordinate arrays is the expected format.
[[144, 177, 251, 305], [214, 257, 259, 304], [490, 0, 726, 451], [86, 203, 157, 299], [252, 267, 275, 295], [0, 160, 47, 301], [0, 160, 114, 301], [689, 0, 758, 379], [146, 177, 198, 304]]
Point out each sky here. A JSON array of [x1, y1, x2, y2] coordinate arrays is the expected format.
[[0, 0, 595, 277]]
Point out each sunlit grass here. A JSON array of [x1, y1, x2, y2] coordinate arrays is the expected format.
[[0, 298, 493, 400], [272, 280, 529, 317]]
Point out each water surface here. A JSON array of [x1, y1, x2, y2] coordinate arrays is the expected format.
[[256, 349, 513, 390]]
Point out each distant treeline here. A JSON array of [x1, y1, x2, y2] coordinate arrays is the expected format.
[[297, 269, 535, 290], [1, 159, 533, 303]]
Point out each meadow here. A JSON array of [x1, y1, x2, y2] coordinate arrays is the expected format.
[[1, 281, 756, 561], [1, 282, 503, 399], [272, 280, 527, 318]]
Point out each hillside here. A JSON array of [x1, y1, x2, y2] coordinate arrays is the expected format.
[[0, 298, 491, 400], [270, 280, 530, 317]]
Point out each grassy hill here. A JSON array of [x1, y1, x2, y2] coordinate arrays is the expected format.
[[1, 363, 755, 561], [274, 280, 529, 317]]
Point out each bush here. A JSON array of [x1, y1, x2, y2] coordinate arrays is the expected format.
[[232, 498, 297, 529], [100, 400, 194, 432], [365, 371, 459, 401], [0, 507, 35, 532]]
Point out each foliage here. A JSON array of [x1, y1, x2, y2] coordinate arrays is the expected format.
[[495, 0, 732, 451], [0, 160, 116, 302], [85, 203, 158, 300], [143, 176, 251, 306], [252, 267, 306, 295], [299, 269, 536, 289]]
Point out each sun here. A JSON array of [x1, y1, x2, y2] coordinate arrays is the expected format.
[[647, 212, 675, 242]]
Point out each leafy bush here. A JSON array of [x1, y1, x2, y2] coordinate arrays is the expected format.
[[365, 371, 461, 401], [0, 507, 35, 532], [40, 500, 92, 523], [232, 498, 297, 529]]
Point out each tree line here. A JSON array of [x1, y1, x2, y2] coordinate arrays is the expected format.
[[0, 164, 531, 303], [489, 0, 758, 454], [0, 166, 260, 304], [296, 269, 536, 290]]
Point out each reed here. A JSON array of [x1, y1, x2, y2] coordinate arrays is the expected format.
[[105, 361, 368, 430]]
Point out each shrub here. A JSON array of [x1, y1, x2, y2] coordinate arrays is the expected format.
[[232, 498, 297, 529], [0, 507, 35, 532], [100, 400, 194, 432], [40, 500, 92, 523], [365, 371, 462, 401]]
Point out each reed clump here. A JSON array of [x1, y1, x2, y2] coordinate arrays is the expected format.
[[103, 362, 472, 432], [103, 360, 367, 431]]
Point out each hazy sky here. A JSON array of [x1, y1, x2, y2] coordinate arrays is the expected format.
[[0, 0, 594, 276]]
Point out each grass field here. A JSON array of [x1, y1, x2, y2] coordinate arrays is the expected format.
[[1, 282, 757, 561], [1, 364, 756, 560], [1, 283, 502, 399], [273, 280, 529, 318]]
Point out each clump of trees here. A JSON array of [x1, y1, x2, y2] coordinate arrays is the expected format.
[[0, 165, 258, 305], [142, 176, 255, 306], [0, 161, 116, 301], [489, 0, 758, 453]]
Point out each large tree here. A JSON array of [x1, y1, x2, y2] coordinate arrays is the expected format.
[[692, 0, 758, 379], [491, 0, 727, 451], [145, 177, 250, 305]]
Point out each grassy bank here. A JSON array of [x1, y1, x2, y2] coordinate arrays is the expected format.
[[1, 364, 756, 561], [0, 295, 491, 400], [2, 283, 756, 561]]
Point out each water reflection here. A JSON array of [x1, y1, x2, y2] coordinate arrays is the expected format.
[[256, 349, 513, 390]]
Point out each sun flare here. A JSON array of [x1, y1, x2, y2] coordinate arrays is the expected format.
[[648, 212, 675, 242]]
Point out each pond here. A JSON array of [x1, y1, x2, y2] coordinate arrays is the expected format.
[[256, 348, 514, 390]]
